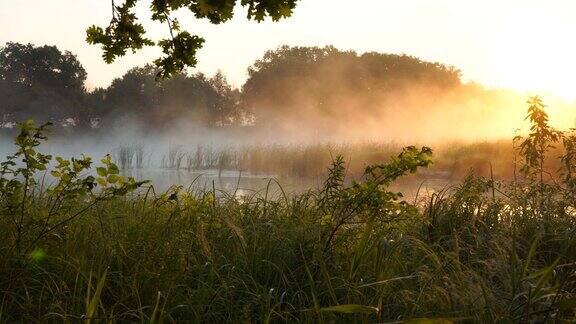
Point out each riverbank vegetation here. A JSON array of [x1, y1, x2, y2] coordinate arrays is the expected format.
[[0, 98, 574, 322]]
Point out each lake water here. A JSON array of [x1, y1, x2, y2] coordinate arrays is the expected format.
[[120, 168, 452, 201]]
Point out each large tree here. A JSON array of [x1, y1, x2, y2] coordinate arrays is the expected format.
[[98, 65, 238, 128], [0, 42, 88, 126], [241, 45, 462, 128], [101, 65, 161, 125], [87, 0, 301, 79]]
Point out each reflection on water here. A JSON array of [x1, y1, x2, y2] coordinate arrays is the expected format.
[[122, 168, 452, 200], [123, 169, 321, 198]]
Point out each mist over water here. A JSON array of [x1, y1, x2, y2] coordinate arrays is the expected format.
[[2, 44, 575, 196], [3, 83, 575, 195]]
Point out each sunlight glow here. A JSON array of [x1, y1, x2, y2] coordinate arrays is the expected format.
[[485, 6, 576, 103]]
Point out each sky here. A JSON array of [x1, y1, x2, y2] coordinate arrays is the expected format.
[[1, 0, 575, 101]]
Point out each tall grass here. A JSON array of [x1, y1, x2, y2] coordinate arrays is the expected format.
[[1, 165, 574, 322], [156, 140, 525, 183], [114, 143, 146, 169], [161, 142, 403, 179], [134, 143, 145, 169], [162, 144, 186, 169], [1, 99, 575, 322]]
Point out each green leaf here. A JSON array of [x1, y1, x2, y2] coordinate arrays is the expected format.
[[101, 155, 112, 165], [96, 167, 107, 177], [108, 164, 120, 174], [85, 268, 108, 324], [107, 174, 121, 184]]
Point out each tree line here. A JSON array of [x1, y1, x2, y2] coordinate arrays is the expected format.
[[0, 42, 462, 134]]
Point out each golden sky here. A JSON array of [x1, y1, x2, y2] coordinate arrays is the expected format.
[[1, 0, 575, 101]]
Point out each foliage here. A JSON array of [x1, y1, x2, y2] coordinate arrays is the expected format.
[[81, 64, 240, 128], [0, 44, 242, 130], [0, 43, 87, 126], [0, 113, 574, 321], [515, 96, 561, 181], [514, 97, 576, 222], [86, 0, 300, 78], [319, 146, 432, 255], [0, 42, 485, 133], [0, 120, 147, 254], [241, 45, 461, 126]]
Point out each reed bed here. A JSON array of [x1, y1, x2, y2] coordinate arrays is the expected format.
[[154, 141, 527, 186], [114, 143, 147, 169]]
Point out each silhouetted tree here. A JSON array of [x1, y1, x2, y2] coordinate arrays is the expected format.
[[209, 71, 241, 125], [98, 65, 239, 128], [0, 42, 467, 135], [0, 42, 88, 126], [101, 65, 160, 126], [158, 72, 220, 126]]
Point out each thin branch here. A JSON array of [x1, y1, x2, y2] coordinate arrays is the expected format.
[[165, 13, 176, 42]]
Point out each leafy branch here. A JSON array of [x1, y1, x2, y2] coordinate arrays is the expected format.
[[0, 120, 148, 253], [86, 0, 300, 79]]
